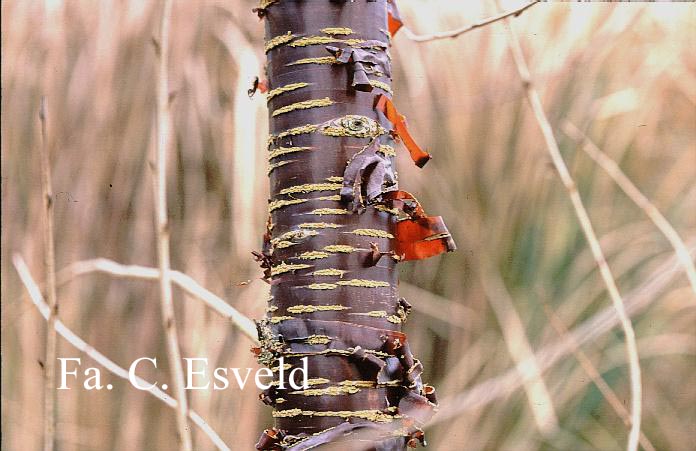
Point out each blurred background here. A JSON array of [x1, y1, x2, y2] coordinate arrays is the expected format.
[[2, 1, 695, 450]]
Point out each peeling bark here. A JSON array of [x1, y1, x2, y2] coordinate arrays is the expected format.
[[252, 2, 454, 449]]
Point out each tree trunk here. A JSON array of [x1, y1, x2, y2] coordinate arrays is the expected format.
[[252, 1, 455, 449]]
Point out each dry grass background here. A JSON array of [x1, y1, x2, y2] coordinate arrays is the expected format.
[[2, 1, 695, 450]]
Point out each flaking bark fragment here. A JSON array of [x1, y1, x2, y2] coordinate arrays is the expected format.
[[340, 137, 397, 207], [326, 42, 391, 92], [375, 94, 432, 168]]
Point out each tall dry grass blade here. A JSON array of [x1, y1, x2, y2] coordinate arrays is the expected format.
[[153, 1, 192, 449], [482, 268, 559, 436], [542, 303, 657, 451], [495, 7, 642, 450], [59, 258, 260, 345], [38, 96, 58, 451], [403, 0, 539, 42], [399, 282, 479, 329], [12, 255, 231, 451], [563, 121, 696, 297], [432, 242, 693, 425]]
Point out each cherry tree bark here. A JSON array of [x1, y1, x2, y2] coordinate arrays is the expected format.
[[252, 1, 454, 449]]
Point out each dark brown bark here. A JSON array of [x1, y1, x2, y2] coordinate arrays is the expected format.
[[252, 1, 454, 449]]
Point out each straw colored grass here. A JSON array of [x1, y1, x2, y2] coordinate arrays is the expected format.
[[495, 6, 643, 449], [2, 2, 693, 449]]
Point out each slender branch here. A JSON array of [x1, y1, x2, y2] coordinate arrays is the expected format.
[[403, 0, 539, 43], [481, 267, 559, 436], [495, 7, 642, 450], [12, 255, 231, 451], [59, 258, 260, 345], [153, 1, 192, 449], [541, 303, 657, 451], [38, 96, 58, 451], [563, 121, 696, 297]]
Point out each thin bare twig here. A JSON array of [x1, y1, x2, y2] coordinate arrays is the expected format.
[[59, 258, 259, 345], [153, 1, 192, 449], [12, 255, 231, 451], [481, 268, 559, 436], [541, 303, 657, 451], [495, 8, 642, 450], [38, 96, 58, 451], [563, 121, 696, 297], [403, 0, 539, 43]]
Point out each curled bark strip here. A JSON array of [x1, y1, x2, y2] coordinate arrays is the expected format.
[[264, 216, 274, 255], [387, 0, 404, 37], [398, 297, 412, 318], [395, 216, 456, 261], [249, 76, 270, 98], [398, 391, 438, 426], [340, 138, 398, 208], [382, 191, 457, 261], [374, 94, 431, 168], [254, 216, 277, 280], [256, 428, 284, 450], [423, 384, 437, 405], [326, 43, 392, 92]]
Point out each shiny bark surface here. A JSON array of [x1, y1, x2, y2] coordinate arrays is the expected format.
[[253, 2, 452, 449]]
